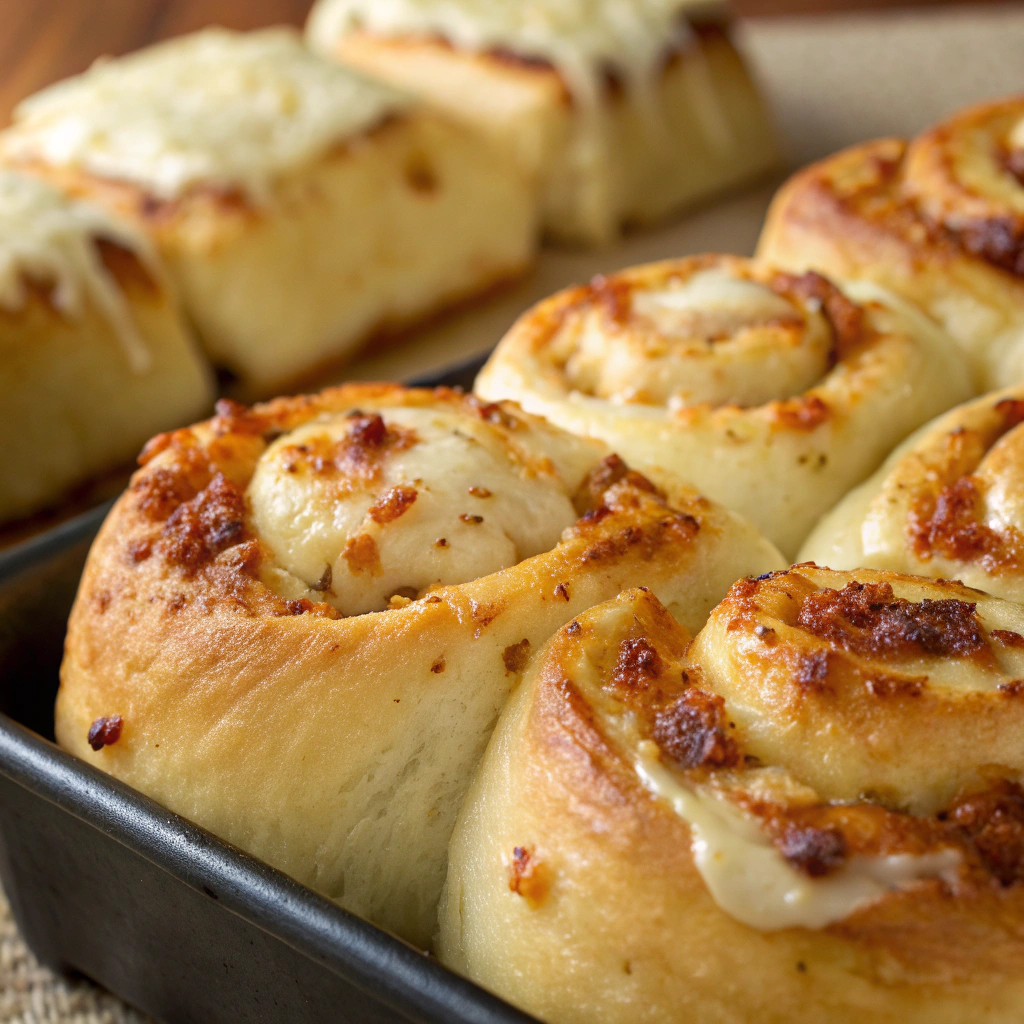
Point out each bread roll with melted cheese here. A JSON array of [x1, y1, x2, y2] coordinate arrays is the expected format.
[[306, 0, 779, 246], [1, 28, 536, 397], [56, 383, 783, 948], [801, 388, 1024, 602], [758, 95, 1024, 391], [441, 570, 1024, 1023], [476, 254, 971, 557], [0, 169, 212, 524]]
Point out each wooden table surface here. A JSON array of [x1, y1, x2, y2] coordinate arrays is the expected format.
[[0, 0, 1009, 127]]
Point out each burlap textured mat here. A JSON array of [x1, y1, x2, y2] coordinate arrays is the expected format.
[[0, 892, 146, 1023]]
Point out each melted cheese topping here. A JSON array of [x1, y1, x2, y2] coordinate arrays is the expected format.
[[563, 270, 832, 407], [0, 169, 154, 371], [248, 406, 591, 616], [308, 0, 711, 105], [635, 747, 960, 931], [2, 28, 411, 202]]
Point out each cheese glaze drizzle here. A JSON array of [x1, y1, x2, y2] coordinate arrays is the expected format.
[[308, 0, 713, 106], [635, 746, 961, 931], [0, 169, 155, 371]]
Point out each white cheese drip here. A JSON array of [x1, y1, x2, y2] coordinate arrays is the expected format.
[[2, 28, 411, 203], [0, 170, 154, 372], [309, 0, 709, 105], [635, 746, 961, 931]]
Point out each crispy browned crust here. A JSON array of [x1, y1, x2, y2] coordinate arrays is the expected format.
[[758, 107, 1024, 395], [759, 138, 958, 278], [799, 383, 1024, 606], [86, 386, 715, 627], [759, 98, 1024, 294], [903, 96, 1024, 275], [905, 395, 1024, 572], [695, 566, 1024, 812]]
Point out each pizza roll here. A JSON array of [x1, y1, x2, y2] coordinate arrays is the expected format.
[[759, 96, 1024, 391], [476, 254, 971, 557], [57, 383, 782, 948], [441, 570, 1024, 1022]]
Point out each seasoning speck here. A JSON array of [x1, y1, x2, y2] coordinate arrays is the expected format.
[[88, 715, 123, 751]]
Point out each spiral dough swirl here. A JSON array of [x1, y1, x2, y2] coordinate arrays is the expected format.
[[758, 95, 1024, 390], [476, 254, 972, 557], [441, 570, 1024, 1022]]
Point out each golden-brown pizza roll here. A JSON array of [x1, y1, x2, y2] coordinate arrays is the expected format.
[[475, 254, 971, 558], [801, 387, 1024, 602], [758, 96, 1024, 391], [440, 570, 1024, 1023], [306, 0, 780, 245], [0, 168, 212, 524], [1, 28, 536, 397], [56, 383, 783, 948]]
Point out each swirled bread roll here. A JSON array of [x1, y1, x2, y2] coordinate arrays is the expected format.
[[0, 169, 212, 524], [759, 96, 1024, 391], [0, 28, 536, 397], [306, 0, 779, 245], [476, 255, 971, 557], [56, 384, 782, 948], [441, 569, 1024, 1023], [801, 388, 1024, 603]]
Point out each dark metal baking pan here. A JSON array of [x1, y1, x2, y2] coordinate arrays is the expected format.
[[0, 352, 538, 1023]]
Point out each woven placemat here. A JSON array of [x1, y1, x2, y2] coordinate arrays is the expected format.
[[0, 887, 146, 1024]]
